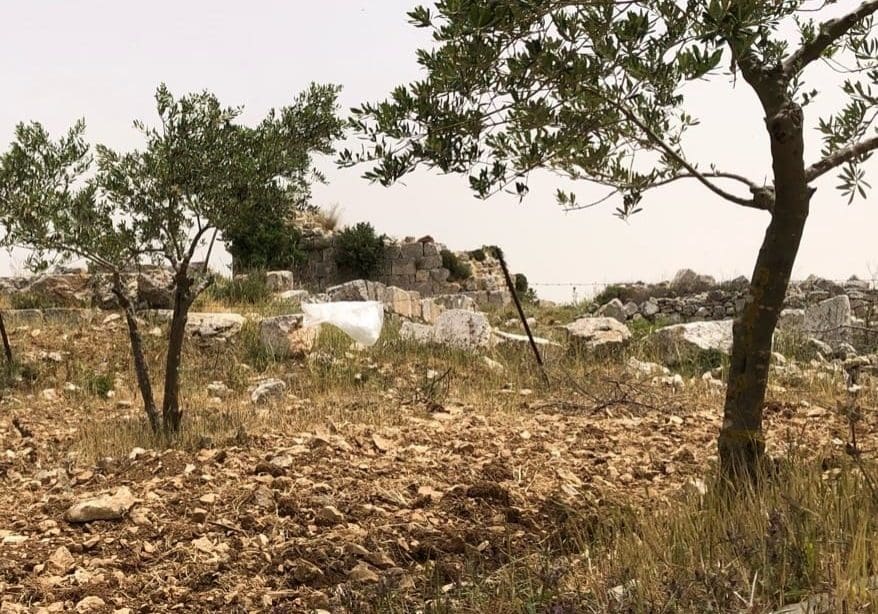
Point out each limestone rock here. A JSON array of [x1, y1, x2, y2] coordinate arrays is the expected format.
[[381, 286, 421, 319], [206, 381, 232, 399], [493, 330, 559, 347], [670, 269, 716, 294], [260, 314, 319, 358], [250, 378, 286, 405], [75, 597, 106, 613], [25, 274, 93, 307], [276, 289, 310, 303], [432, 310, 493, 350], [187, 313, 245, 342], [327, 279, 383, 302], [622, 301, 640, 318], [47, 545, 75, 574], [596, 298, 626, 323], [66, 486, 136, 523], [265, 270, 295, 293], [647, 320, 734, 366], [348, 561, 380, 584], [641, 300, 660, 319], [565, 317, 632, 352], [136, 268, 174, 308], [803, 295, 852, 350], [400, 321, 436, 345]]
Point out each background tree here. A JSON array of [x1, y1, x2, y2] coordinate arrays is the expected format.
[[0, 82, 342, 434], [222, 89, 344, 272], [343, 0, 878, 478]]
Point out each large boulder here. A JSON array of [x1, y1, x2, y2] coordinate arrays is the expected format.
[[565, 317, 632, 353], [803, 295, 852, 350], [596, 298, 626, 323], [260, 314, 319, 358], [647, 320, 734, 366], [183, 313, 245, 342], [381, 286, 421, 319], [402, 310, 493, 349], [400, 321, 437, 345], [433, 310, 493, 350], [670, 269, 716, 295], [24, 274, 94, 307], [137, 268, 174, 308], [265, 271, 295, 293], [327, 280, 385, 302]]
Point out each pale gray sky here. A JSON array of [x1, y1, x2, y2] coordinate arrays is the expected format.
[[1, 1, 875, 301]]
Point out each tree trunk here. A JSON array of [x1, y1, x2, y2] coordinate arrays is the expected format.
[[719, 99, 811, 479], [112, 276, 160, 434], [161, 269, 192, 433], [0, 311, 13, 366]]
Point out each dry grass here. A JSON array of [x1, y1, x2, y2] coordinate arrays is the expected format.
[[315, 203, 343, 232], [1, 298, 876, 612]]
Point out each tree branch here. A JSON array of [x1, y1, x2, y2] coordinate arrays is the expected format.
[[805, 135, 878, 182], [620, 108, 769, 211], [783, 0, 878, 77]]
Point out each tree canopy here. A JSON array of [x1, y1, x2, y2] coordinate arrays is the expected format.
[[0, 82, 343, 433], [343, 0, 878, 216]]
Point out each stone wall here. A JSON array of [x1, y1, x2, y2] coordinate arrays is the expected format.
[[592, 270, 878, 327], [296, 232, 512, 308]]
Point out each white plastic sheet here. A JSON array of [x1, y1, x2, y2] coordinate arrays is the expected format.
[[302, 301, 385, 347]]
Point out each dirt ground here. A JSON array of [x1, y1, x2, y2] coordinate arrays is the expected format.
[[0, 317, 873, 613]]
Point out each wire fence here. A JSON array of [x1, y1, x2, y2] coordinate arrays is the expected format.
[[527, 277, 878, 303]]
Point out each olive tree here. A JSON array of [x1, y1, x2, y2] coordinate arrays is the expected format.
[[0, 83, 342, 433], [343, 0, 878, 478]]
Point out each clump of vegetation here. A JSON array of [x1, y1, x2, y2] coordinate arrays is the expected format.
[[315, 203, 342, 232], [9, 292, 66, 310], [225, 220, 304, 272], [334, 222, 386, 278], [83, 371, 114, 397], [441, 249, 472, 282], [468, 248, 486, 262], [513, 273, 528, 294], [0, 82, 342, 435], [207, 271, 272, 305]]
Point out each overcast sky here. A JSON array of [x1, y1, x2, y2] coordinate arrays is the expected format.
[[1, 1, 875, 301]]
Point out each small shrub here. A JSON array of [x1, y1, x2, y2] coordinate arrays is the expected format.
[[208, 271, 272, 305], [335, 222, 386, 279], [520, 288, 539, 305], [10, 292, 64, 310], [514, 273, 529, 294], [441, 249, 472, 282], [315, 203, 342, 232], [468, 248, 487, 262], [84, 372, 114, 397], [592, 284, 625, 306]]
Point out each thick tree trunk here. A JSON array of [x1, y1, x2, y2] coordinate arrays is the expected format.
[[719, 99, 811, 479], [161, 270, 192, 433], [0, 311, 13, 366], [112, 276, 160, 433]]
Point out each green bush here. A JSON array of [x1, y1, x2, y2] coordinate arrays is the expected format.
[[334, 222, 386, 279], [207, 271, 272, 305], [441, 249, 472, 282], [84, 372, 115, 397], [592, 284, 625, 306], [9, 292, 65, 310], [225, 219, 304, 272], [514, 273, 529, 294], [468, 248, 487, 262]]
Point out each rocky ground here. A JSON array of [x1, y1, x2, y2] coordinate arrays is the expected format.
[[0, 309, 875, 613]]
